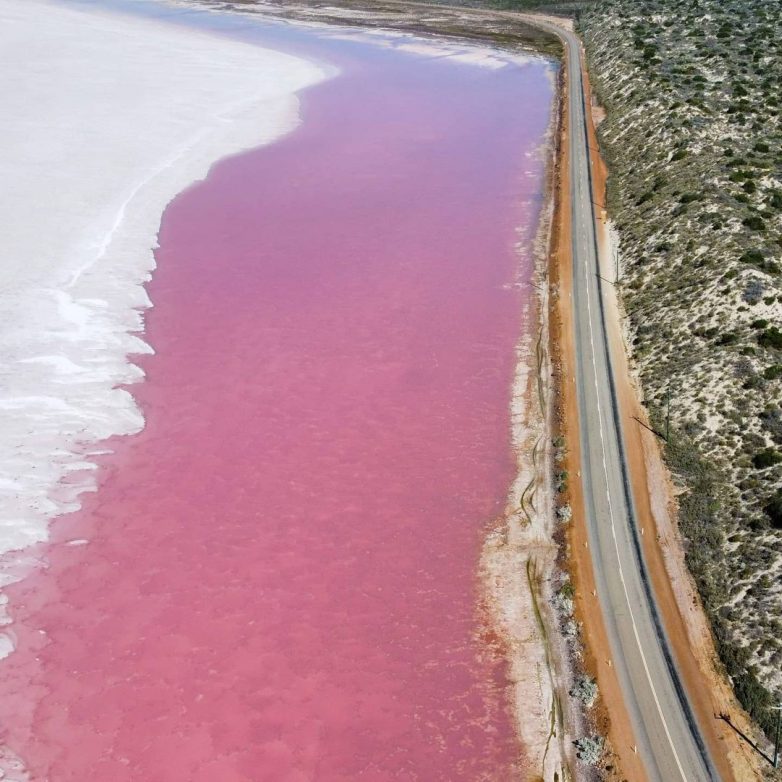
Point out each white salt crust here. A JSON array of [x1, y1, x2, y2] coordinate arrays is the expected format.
[[0, 0, 327, 676]]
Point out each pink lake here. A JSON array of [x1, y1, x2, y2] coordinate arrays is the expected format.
[[0, 11, 554, 781]]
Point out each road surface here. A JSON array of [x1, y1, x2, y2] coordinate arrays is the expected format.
[[525, 17, 719, 782]]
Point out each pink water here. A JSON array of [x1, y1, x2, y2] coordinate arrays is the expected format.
[[0, 18, 553, 782]]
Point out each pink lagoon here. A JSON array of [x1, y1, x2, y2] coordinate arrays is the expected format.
[[0, 6, 554, 780]]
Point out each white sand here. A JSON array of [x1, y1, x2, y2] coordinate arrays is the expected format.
[[0, 0, 326, 640]]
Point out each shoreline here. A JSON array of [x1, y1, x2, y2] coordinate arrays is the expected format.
[[175, 0, 562, 56], [202, 3, 586, 777], [479, 62, 576, 780]]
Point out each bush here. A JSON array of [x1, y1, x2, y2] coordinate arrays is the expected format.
[[570, 676, 598, 708], [716, 332, 739, 346], [557, 504, 573, 523], [758, 327, 782, 349], [739, 249, 765, 265], [763, 365, 782, 380], [744, 279, 765, 304], [637, 191, 653, 205], [712, 615, 777, 735], [752, 449, 782, 469], [743, 215, 766, 230], [574, 736, 605, 765], [759, 407, 782, 444], [765, 489, 782, 529]]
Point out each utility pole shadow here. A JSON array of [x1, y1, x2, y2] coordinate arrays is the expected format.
[[717, 713, 774, 766], [632, 415, 667, 442]]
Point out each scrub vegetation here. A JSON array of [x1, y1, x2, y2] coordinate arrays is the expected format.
[[578, 0, 782, 738]]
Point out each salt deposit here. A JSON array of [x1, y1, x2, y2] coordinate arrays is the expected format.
[[0, 0, 327, 648]]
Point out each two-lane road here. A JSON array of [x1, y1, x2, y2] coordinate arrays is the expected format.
[[525, 17, 719, 782]]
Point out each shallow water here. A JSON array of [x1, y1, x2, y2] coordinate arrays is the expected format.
[[0, 7, 553, 780]]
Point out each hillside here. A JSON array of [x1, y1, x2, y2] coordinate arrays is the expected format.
[[579, 0, 782, 737]]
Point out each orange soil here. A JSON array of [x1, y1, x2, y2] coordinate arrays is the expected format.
[[547, 45, 647, 782]]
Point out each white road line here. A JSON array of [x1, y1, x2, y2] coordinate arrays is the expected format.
[[580, 170, 688, 781], [523, 19, 708, 779]]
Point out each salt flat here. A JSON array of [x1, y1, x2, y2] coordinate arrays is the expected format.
[[0, 0, 326, 635]]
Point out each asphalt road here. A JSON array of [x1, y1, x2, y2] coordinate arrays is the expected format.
[[525, 18, 720, 782]]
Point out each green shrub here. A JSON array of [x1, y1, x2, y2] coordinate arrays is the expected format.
[[743, 215, 766, 230], [752, 449, 782, 469], [717, 332, 739, 346], [758, 327, 782, 349], [740, 249, 765, 264], [765, 489, 782, 529]]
